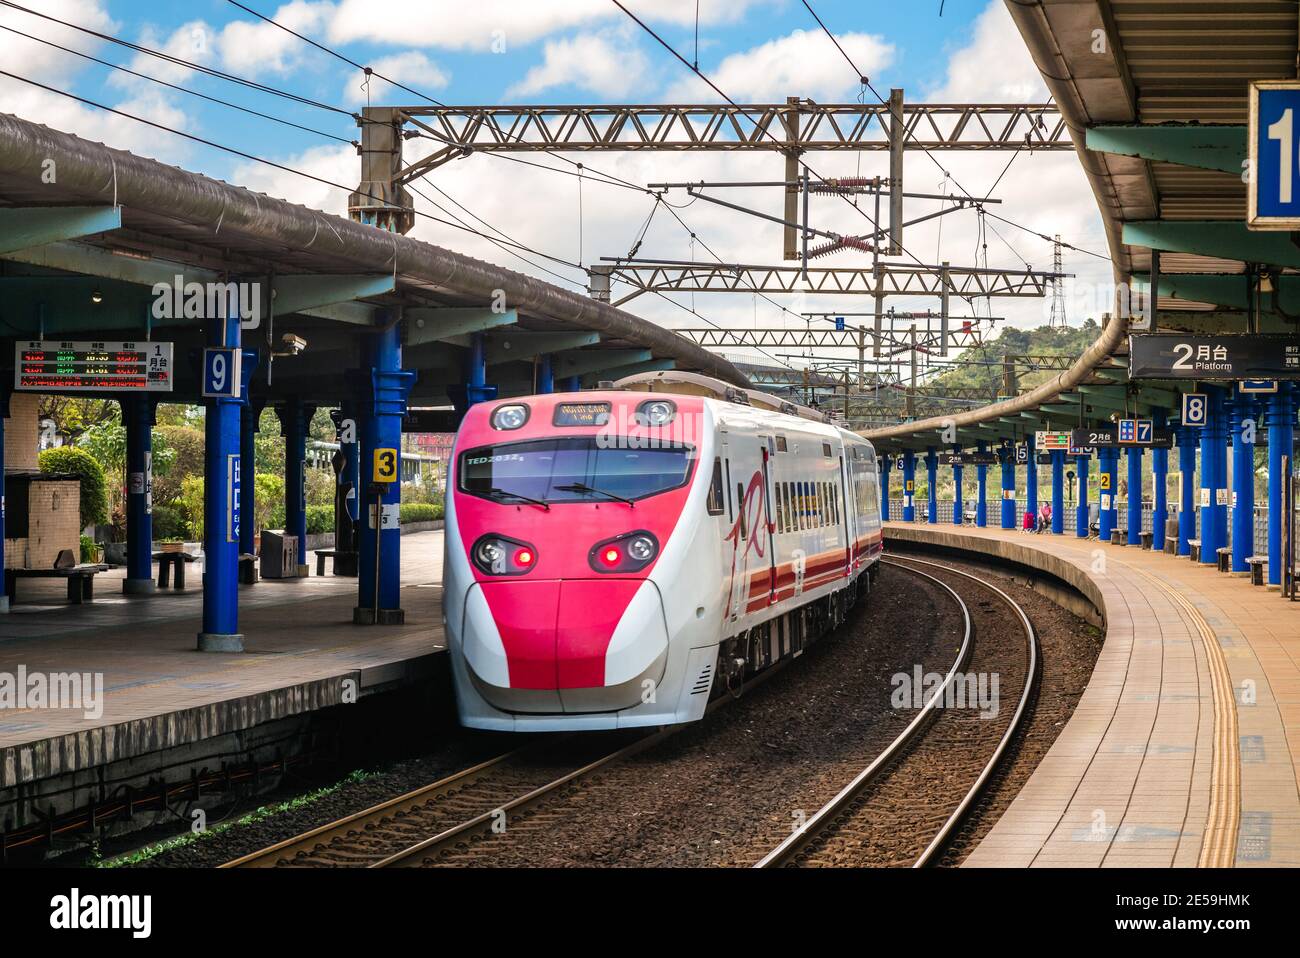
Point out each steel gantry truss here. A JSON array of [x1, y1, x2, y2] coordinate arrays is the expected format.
[[394, 101, 1068, 177]]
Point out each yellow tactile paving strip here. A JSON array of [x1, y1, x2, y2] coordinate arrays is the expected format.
[[884, 522, 1300, 868]]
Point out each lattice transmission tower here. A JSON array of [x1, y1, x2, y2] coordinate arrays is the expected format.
[[1048, 234, 1067, 328]]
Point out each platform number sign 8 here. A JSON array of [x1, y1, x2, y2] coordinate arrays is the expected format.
[[373, 447, 398, 484], [1182, 392, 1208, 427], [202, 347, 241, 399], [1249, 82, 1300, 228]]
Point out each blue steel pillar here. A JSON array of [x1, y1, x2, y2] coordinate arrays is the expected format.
[[277, 398, 313, 576], [339, 400, 361, 527], [198, 302, 244, 652], [1026, 435, 1038, 523], [1263, 384, 1294, 587], [951, 445, 963, 525], [1126, 446, 1144, 546], [901, 451, 916, 521], [1176, 426, 1198, 556], [925, 447, 938, 524], [880, 456, 892, 521], [1051, 450, 1065, 534], [1100, 447, 1120, 542], [1230, 394, 1257, 573], [1000, 446, 1016, 530], [122, 395, 156, 594], [1151, 410, 1169, 552], [976, 441, 988, 527], [354, 321, 416, 624], [0, 400, 7, 613], [1200, 387, 1228, 564], [1075, 453, 1090, 538], [563, 375, 581, 393], [537, 355, 555, 394]]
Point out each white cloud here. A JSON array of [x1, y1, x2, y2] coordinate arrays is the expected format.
[[924, 1, 1048, 103], [343, 51, 449, 106], [219, 0, 333, 77], [664, 29, 894, 103], [507, 31, 648, 98], [327, 0, 770, 51]]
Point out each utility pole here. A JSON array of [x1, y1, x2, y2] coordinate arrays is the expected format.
[[348, 107, 414, 234]]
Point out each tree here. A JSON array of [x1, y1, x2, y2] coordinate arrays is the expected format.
[[38, 446, 109, 529], [77, 420, 176, 521]]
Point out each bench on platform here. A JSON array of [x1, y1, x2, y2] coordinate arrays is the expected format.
[[239, 553, 259, 585], [1112, 527, 1128, 545], [1246, 555, 1267, 586], [1188, 538, 1202, 562], [153, 551, 197, 590], [1216, 546, 1232, 573], [6, 564, 108, 605], [314, 549, 357, 577], [1140, 531, 1154, 550]]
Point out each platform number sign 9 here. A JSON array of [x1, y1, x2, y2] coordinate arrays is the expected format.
[[1249, 82, 1300, 229], [202, 347, 241, 399], [1182, 392, 1208, 427], [373, 448, 398, 484]]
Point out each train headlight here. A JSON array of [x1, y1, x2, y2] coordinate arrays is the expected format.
[[472, 535, 537, 575], [636, 399, 676, 427], [491, 404, 529, 430], [588, 531, 659, 573]]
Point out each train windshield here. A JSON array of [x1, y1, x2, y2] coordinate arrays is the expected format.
[[459, 438, 695, 504]]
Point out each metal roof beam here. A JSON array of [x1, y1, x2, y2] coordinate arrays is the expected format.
[[407, 307, 518, 345], [273, 274, 395, 316], [1086, 125, 1244, 174], [3, 240, 218, 286], [552, 348, 653, 379], [1123, 221, 1300, 269], [0, 206, 121, 254], [485, 331, 599, 364]]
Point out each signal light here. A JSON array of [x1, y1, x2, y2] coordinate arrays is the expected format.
[[471, 535, 537, 576], [602, 547, 621, 566], [589, 531, 659, 573], [514, 548, 534, 567]]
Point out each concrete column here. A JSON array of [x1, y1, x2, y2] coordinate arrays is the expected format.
[[1151, 410, 1168, 552], [1268, 384, 1289, 587], [537, 355, 554, 394], [1051, 449, 1065, 534], [1200, 386, 1228, 564], [278, 398, 312, 576], [1230, 394, 1256, 572], [1000, 446, 1016, 530], [880, 456, 892, 521], [1126, 446, 1143, 546], [355, 320, 415, 624], [122, 395, 156, 594], [951, 445, 963, 525], [976, 441, 988, 528], [1075, 453, 1090, 538], [902, 451, 916, 522], [0, 401, 7, 613], [1176, 425, 1198, 556], [198, 300, 244, 652], [1097, 447, 1115, 542], [925, 447, 938, 524]]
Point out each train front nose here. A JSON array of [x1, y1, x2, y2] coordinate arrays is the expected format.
[[460, 578, 669, 713]]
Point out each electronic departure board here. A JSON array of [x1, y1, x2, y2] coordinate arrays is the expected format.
[[14, 341, 174, 393]]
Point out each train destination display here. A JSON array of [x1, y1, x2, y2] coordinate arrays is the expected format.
[[15, 341, 174, 393]]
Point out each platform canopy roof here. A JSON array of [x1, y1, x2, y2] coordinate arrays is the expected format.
[[0, 112, 750, 409], [863, 0, 1296, 454]]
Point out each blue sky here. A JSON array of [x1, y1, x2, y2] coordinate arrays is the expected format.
[[0, 1, 1107, 349]]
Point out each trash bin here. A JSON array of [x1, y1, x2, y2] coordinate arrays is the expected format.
[[261, 530, 299, 578]]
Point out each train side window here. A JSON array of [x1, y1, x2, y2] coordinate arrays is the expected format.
[[774, 479, 785, 531], [775, 435, 787, 453], [736, 484, 747, 538], [783, 483, 792, 533], [707, 458, 725, 516], [822, 442, 832, 458]]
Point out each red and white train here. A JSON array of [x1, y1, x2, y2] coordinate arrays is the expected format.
[[443, 372, 884, 731]]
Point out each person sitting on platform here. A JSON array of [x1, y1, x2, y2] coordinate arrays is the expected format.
[[1022, 509, 1035, 533]]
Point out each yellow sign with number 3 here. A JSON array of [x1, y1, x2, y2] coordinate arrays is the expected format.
[[373, 448, 398, 483]]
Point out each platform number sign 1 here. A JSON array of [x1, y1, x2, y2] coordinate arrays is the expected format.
[[1182, 392, 1208, 427], [1249, 81, 1300, 229], [202, 347, 241, 399], [373, 447, 398, 484]]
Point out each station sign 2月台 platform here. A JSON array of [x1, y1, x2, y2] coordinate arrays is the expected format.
[[1129, 334, 1300, 380], [14, 341, 174, 393]]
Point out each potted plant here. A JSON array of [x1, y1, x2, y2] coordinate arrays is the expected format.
[[160, 537, 184, 554]]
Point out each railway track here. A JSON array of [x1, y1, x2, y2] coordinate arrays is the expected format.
[[756, 555, 1039, 868], [223, 662, 789, 868]]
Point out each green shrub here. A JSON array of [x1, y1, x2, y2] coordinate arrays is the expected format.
[[151, 503, 187, 540], [80, 534, 97, 563], [399, 502, 443, 524], [306, 505, 333, 535], [178, 475, 205, 540], [39, 446, 109, 528]]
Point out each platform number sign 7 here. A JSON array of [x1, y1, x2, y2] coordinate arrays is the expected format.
[[202, 347, 241, 399], [1249, 82, 1300, 229], [373, 447, 398, 484], [1182, 392, 1208, 427], [1136, 420, 1153, 444]]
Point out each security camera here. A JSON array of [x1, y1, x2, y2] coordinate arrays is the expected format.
[[280, 333, 308, 355]]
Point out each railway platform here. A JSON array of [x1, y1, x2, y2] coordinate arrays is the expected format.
[[884, 521, 1300, 868], [0, 531, 445, 794]]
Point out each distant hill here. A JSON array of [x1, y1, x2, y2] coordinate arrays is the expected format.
[[928, 319, 1102, 396]]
